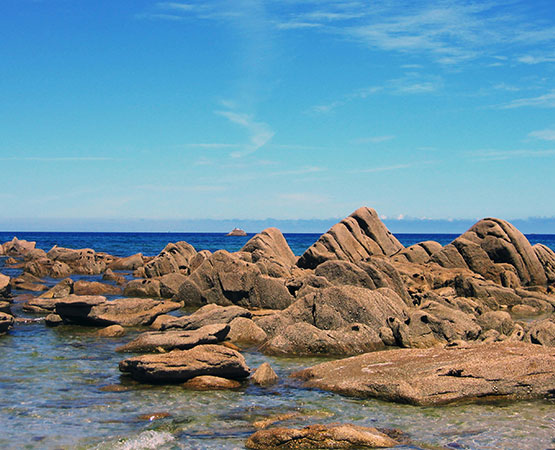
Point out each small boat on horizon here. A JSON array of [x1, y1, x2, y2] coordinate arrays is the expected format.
[[226, 227, 247, 236]]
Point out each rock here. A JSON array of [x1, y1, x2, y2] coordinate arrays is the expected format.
[[55, 295, 181, 326], [23, 258, 72, 279], [0, 301, 11, 314], [431, 218, 547, 287], [227, 317, 267, 346], [96, 324, 126, 337], [525, 319, 555, 346], [293, 342, 555, 405], [11, 273, 47, 292], [123, 279, 161, 298], [158, 273, 188, 298], [297, 207, 404, 269], [109, 253, 145, 271], [39, 278, 74, 299], [392, 241, 443, 264], [102, 269, 126, 285], [240, 228, 296, 275], [1, 237, 37, 257], [45, 313, 63, 327], [150, 314, 179, 330], [116, 323, 230, 352], [251, 362, 278, 386], [0, 312, 14, 334], [74, 280, 122, 296], [477, 311, 514, 335], [119, 344, 250, 383], [245, 424, 398, 449], [141, 242, 197, 278], [136, 412, 171, 421], [46, 246, 110, 275], [22, 297, 59, 313], [534, 243, 555, 283], [182, 375, 241, 390], [162, 304, 251, 331], [0, 274, 11, 298], [253, 413, 300, 430], [227, 228, 247, 236], [262, 322, 385, 356], [176, 250, 294, 310]]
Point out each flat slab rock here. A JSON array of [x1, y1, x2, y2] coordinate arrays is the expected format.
[[116, 323, 230, 352], [292, 342, 555, 406], [119, 344, 250, 383], [246, 423, 398, 449]]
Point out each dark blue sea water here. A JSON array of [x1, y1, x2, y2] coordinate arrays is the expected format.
[[1, 231, 554, 257]]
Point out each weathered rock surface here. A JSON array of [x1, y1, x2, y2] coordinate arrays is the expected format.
[[23, 297, 59, 313], [119, 344, 250, 383], [240, 228, 296, 277], [534, 243, 555, 283], [102, 269, 126, 285], [39, 278, 74, 299], [161, 304, 252, 330], [123, 279, 161, 298], [10, 273, 47, 292], [45, 246, 112, 275], [392, 240, 443, 264], [109, 253, 145, 271], [525, 319, 555, 346], [245, 424, 398, 449], [431, 218, 548, 287], [138, 242, 197, 278], [0, 274, 11, 298], [96, 324, 126, 337], [251, 362, 278, 386], [1, 237, 37, 257], [182, 375, 241, 390], [176, 251, 294, 310], [45, 313, 63, 327], [227, 317, 267, 346], [74, 280, 122, 296], [293, 342, 555, 405], [0, 312, 14, 334], [297, 207, 404, 269], [116, 323, 230, 352], [24, 258, 72, 279], [54, 295, 181, 326]]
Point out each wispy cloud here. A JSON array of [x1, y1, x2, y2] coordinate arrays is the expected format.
[[351, 135, 395, 144], [469, 149, 555, 161], [517, 54, 555, 64], [0, 156, 116, 162], [215, 107, 274, 158], [528, 128, 555, 141], [500, 90, 555, 109]]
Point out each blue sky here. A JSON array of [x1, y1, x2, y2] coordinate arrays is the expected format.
[[1, 0, 554, 231]]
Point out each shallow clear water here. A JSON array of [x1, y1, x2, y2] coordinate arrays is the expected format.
[[1, 232, 555, 449]]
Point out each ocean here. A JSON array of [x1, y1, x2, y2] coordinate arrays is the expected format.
[[0, 231, 554, 449]]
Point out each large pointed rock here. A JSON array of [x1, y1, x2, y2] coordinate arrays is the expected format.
[[240, 228, 296, 277], [119, 344, 250, 383], [293, 342, 555, 405], [431, 218, 547, 287], [297, 207, 403, 269], [139, 242, 197, 278]]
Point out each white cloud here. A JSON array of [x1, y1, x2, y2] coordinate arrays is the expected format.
[[501, 90, 555, 109], [215, 109, 274, 158], [517, 54, 555, 64], [528, 128, 555, 141]]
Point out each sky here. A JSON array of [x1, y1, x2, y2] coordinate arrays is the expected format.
[[1, 0, 554, 232]]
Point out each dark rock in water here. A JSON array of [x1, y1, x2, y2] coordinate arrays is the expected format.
[[116, 323, 230, 352], [118, 344, 250, 383], [251, 362, 278, 386], [74, 280, 122, 296], [297, 207, 404, 269], [175, 251, 294, 309], [182, 375, 241, 390], [39, 278, 74, 299], [96, 324, 126, 337], [0, 301, 11, 315], [431, 218, 548, 287], [0, 312, 14, 334], [162, 304, 251, 331], [102, 269, 126, 285], [45, 314, 63, 327], [227, 228, 247, 236], [293, 342, 555, 406], [245, 423, 398, 449], [54, 295, 181, 327]]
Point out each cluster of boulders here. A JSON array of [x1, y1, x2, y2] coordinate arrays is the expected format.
[[2, 206, 555, 412]]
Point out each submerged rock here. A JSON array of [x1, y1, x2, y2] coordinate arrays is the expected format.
[[182, 375, 241, 390], [251, 362, 278, 386], [0, 312, 14, 334], [119, 344, 250, 383], [293, 342, 555, 406], [245, 424, 398, 449], [96, 324, 126, 337]]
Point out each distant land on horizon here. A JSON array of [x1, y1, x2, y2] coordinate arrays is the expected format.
[[1, 216, 554, 234]]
